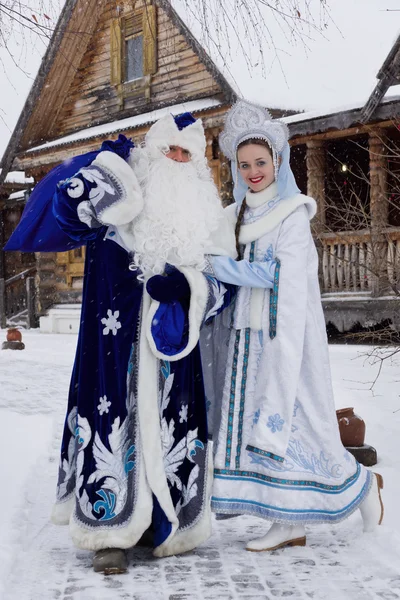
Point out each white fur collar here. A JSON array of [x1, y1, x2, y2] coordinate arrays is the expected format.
[[246, 182, 278, 208], [238, 194, 317, 244]]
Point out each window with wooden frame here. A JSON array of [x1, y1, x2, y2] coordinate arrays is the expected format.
[[110, 4, 157, 102]]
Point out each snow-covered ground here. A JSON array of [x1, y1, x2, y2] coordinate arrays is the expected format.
[[0, 330, 399, 600]]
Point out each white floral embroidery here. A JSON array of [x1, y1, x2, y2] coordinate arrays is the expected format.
[[79, 167, 115, 203], [66, 177, 85, 199], [179, 404, 188, 423], [204, 275, 227, 322], [101, 309, 122, 336], [98, 395, 111, 416]]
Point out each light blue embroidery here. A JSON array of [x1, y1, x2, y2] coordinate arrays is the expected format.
[[246, 445, 284, 463], [253, 409, 261, 427], [211, 472, 372, 522], [93, 489, 117, 521], [293, 401, 300, 417], [124, 445, 136, 474], [235, 327, 250, 469], [204, 274, 227, 321], [214, 461, 360, 492], [225, 330, 241, 468], [267, 413, 285, 433], [161, 360, 171, 381], [127, 343, 135, 375], [189, 439, 205, 459], [248, 438, 344, 480], [269, 258, 280, 339], [265, 244, 274, 261]]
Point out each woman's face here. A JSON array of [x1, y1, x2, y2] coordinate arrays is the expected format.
[[237, 143, 275, 193]]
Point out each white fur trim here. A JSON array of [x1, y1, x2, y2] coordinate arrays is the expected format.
[[146, 268, 209, 362], [239, 194, 316, 244], [206, 212, 237, 258], [153, 444, 213, 557], [51, 496, 74, 525], [249, 288, 264, 331], [92, 151, 144, 226], [224, 202, 238, 226], [145, 114, 206, 161], [137, 290, 180, 533], [246, 182, 278, 208]]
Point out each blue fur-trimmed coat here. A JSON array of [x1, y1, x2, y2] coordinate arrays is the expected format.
[[40, 148, 236, 556]]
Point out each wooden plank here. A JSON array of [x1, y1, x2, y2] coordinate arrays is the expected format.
[[322, 246, 329, 292], [329, 245, 337, 291], [387, 239, 395, 284], [351, 244, 358, 292], [395, 240, 400, 288], [337, 244, 344, 291], [344, 244, 351, 290], [366, 242, 372, 290], [359, 244, 366, 290]]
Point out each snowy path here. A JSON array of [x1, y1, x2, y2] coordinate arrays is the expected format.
[[1, 331, 400, 600]]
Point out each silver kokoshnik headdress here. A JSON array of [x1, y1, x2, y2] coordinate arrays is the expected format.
[[219, 100, 299, 204]]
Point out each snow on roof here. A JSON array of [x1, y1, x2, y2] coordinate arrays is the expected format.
[[8, 190, 27, 201], [171, 0, 400, 114], [27, 97, 223, 154], [282, 90, 400, 125], [0, 170, 35, 185]]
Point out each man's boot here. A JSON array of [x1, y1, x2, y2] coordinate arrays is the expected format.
[[92, 548, 128, 575]]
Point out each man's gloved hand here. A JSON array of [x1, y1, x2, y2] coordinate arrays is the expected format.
[[146, 267, 191, 303]]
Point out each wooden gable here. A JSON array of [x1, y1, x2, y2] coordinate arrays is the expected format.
[[42, 0, 229, 142]]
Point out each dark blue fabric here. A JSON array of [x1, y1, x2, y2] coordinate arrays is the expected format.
[[53, 171, 107, 242], [4, 151, 100, 252], [152, 495, 173, 547], [151, 300, 189, 356], [100, 134, 134, 160], [174, 112, 196, 130], [4, 135, 134, 252], [146, 268, 191, 302]]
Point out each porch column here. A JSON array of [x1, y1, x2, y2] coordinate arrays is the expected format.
[[35, 252, 59, 316], [306, 140, 326, 290], [369, 129, 389, 296], [306, 140, 326, 232]]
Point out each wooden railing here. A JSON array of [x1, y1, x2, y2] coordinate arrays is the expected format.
[[0, 267, 37, 328], [319, 228, 400, 294]]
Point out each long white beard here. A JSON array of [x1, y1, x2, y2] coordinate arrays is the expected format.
[[131, 149, 224, 276]]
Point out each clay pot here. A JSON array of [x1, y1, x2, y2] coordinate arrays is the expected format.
[[336, 407, 366, 447], [6, 328, 22, 342]]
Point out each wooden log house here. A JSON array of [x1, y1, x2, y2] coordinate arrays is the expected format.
[[0, 0, 400, 333]]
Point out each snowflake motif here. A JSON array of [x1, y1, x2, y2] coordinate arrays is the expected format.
[[97, 395, 111, 416], [179, 404, 188, 423], [253, 408, 261, 427], [101, 309, 122, 336], [267, 413, 285, 434]]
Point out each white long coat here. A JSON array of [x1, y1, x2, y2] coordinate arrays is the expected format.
[[210, 185, 371, 524]]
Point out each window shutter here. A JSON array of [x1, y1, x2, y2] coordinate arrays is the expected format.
[[125, 11, 143, 37], [143, 5, 157, 75], [110, 18, 122, 85]]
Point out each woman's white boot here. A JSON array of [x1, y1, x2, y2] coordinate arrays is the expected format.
[[246, 523, 306, 552], [360, 472, 384, 532]]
